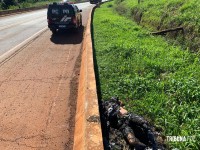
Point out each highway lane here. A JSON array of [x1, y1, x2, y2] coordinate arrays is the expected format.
[[0, 2, 94, 150], [0, 2, 93, 56]]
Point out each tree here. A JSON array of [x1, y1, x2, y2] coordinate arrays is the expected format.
[[1, 0, 17, 9]]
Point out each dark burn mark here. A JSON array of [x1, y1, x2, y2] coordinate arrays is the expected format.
[[87, 115, 100, 123]]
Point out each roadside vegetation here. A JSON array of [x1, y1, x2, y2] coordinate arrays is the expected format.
[[114, 0, 200, 52], [0, 0, 59, 10], [92, 1, 200, 149], [0, 0, 87, 10]]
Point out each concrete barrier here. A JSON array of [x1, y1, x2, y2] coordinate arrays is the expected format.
[[73, 8, 104, 150]]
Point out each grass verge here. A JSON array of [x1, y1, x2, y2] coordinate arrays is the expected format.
[[114, 0, 200, 52], [92, 2, 200, 149]]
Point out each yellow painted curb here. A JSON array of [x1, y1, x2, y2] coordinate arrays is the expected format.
[[73, 8, 104, 150]]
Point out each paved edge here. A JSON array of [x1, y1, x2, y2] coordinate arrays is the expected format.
[[0, 27, 48, 65], [73, 8, 104, 150]]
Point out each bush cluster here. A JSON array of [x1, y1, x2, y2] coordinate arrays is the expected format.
[[0, 0, 58, 10]]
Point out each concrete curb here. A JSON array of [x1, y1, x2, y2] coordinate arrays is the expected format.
[[73, 8, 104, 150]]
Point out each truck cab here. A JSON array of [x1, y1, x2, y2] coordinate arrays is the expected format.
[[47, 2, 82, 34]]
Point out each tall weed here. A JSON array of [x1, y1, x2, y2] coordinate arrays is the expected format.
[[114, 0, 200, 52]]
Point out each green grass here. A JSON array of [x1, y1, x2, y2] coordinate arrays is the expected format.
[[93, 2, 200, 149], [0, 0, 60, 10], [114, 0, 200, 52]]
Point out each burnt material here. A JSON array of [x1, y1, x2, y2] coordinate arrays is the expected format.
[[101, 97, 166, 150], [87, 115, 101, 123]]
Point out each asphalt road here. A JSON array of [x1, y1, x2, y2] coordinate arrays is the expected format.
[[0, 2, 93, 56], [0, 2, 94, 150]]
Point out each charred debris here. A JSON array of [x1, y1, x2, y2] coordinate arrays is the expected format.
[[100, 97, 167, 150]]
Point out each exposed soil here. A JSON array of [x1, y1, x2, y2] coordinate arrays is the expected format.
[[0, 6, 92, 150]]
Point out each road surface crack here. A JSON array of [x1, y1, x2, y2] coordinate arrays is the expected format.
[[0, 76, 71, 85], [0, 134, 61, 148], [0, 134, 41, 142]]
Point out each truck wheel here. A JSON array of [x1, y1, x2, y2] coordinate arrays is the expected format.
[[74, 27, 80, 33], [80, 20, 83, 27]]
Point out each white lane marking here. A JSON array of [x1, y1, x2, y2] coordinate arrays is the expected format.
[[0, 27, 48, 64]]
